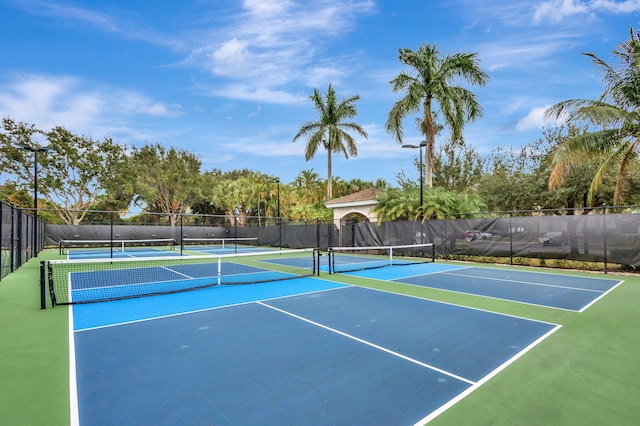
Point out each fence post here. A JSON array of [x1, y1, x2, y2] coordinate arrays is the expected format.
[[509, 211, 514, 266], [443, 214, 449, 259], [603, 204, 608, 274]]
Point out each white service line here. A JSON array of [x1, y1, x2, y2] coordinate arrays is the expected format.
[[161, 266, 193, 279]]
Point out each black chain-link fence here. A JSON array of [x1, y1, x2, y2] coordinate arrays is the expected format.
[[44, 212, 340, 252], [42, 206, 640, 274], [339, 206, 640, 272], [1, 200, 46, 280]]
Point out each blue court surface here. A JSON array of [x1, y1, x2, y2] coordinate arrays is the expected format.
[[184, 246, 273, 255], [71, 278, 559, 425], [67, 248, 181, 260], [345, 263, 622, 312]]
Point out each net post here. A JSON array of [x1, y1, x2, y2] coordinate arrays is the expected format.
[[217, 257, 222, 285], [313, 248, 317, 276], [40, 261, 46, 309], [47, 261, 57, 307], [431, 243, 436, 262], [328, 248, 334, 274], [180, 214, 184, 255], [109, 211, 114, 258]]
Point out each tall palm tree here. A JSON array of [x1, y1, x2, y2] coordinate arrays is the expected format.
[[545, 27, 640, 205], [293, 84, 368, 200], [386, 43, 488, 188]]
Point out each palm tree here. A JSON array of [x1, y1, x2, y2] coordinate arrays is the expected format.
[[386, 43, 488, 188], [545, 27, 640, 205], [293, 84, 368, 200]]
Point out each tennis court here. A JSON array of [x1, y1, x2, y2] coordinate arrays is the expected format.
[[52, 243, 627, 424], [343, 263, 622, 312], [71, 278, 558, 425]]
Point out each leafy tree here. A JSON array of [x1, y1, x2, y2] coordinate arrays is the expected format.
[[372, 186, 485, 222], [130, 143, 202, 226], [545, 27, 640, 205], [202, 169, 277, 226], [290, 169, 325, 206], [190, 169, 224, 213], [293, 84, 368, 200], [288, 202, 333, 222], [331, 177, 389, 199], [433, 139, 484, 192], [386, 43, 488, 188], [476, 144, 541, 212], [0, 119, 129, 224], [474, 124, 628, 212]]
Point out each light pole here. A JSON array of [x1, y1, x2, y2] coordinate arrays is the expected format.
[[15, 142, 54, 258], [401, 141, 428, 208]]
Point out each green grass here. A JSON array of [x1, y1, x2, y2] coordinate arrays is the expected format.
[[1, 250, 638, 425]]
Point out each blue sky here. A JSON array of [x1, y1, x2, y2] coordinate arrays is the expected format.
[[1, 0, 640, 186]]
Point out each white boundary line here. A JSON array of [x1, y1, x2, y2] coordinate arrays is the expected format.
[[257, 301, 476, 385], [578, 279, 624, 312], [413, 323, 562, 425], [68, 306, 80, 426]]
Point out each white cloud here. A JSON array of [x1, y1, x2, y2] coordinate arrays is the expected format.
[[242, 0, 293, 16], [533, 0, 640, 24], [478, 32, 580, 72], [211, 84, 307, 104], [0, 74, 182, 137], [194, 1, 375, 103], [14, 1, 376, 105], [515, 105, 566, 131]]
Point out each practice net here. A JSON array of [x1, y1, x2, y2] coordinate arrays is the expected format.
[[46, 248, 318, 306], [327, 243, 435, 274], [59, 238, 177, 255]]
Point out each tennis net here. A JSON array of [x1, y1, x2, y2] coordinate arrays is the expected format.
[[45, 248, 318, 306], [59, 238, 177, 255], [181, 237, 259, 251], [327, 243, 435, 274]]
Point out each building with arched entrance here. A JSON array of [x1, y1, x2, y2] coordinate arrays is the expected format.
[[324, 188, 386, 228]]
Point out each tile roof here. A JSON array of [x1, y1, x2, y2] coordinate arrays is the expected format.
[[325, 188, 386, 205]]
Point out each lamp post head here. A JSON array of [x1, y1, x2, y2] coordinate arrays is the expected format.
[[402, 141, 428, 149], [14, 142, 55, 153]]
